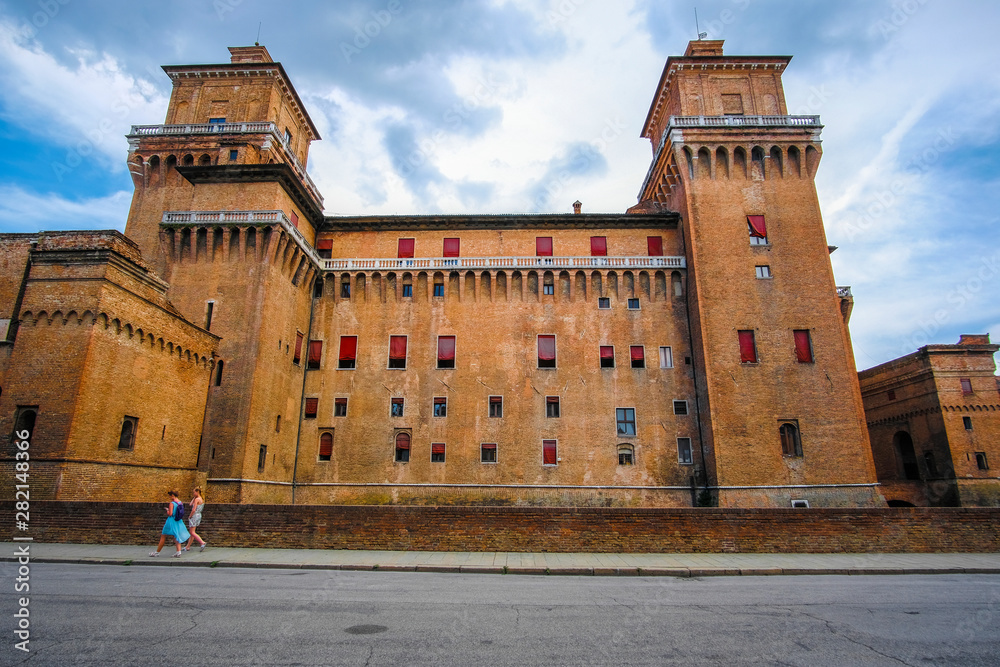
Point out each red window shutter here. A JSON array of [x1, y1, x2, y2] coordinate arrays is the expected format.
[[630, 346, 645, 362], [482, 443, 496, 451], [536, 237, 553, 256], [389, 336, 407, 360], [291, 212, 299, 228], [308, 340, 323, 367], [335, 398, 347, 409], [294, 333, 303, 363], [438, 336, 456, 362], [339, 336, 357, 361], [395, 432, 410, 450], [590, 236, 607, 256], [793, 330, 813, 363], [443, 238, 460, 257], [747, 215, 767, 238], [538, 335, 556, 361], [398, 238, 414, 258], [647, 236, 663, 256], [431, 443, 445, 454], [316, 239, 333, 251], [304, 398, 318, 418], [543, 440, 557, 465], [600, 346, 614, 360], [960, 378, 973, 394], [738, 330, 757, 363], [319, 433, 333, 458]]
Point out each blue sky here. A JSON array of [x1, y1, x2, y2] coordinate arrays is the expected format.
[[0, 0, 998, 371]]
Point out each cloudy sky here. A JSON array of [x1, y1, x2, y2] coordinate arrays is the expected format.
[[0, 0, 998, 372]]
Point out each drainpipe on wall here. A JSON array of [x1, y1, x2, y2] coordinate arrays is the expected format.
[[290, 273, 319, 505]]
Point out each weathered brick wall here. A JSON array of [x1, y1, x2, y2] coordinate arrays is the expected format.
[[4, 502, 997, 553]]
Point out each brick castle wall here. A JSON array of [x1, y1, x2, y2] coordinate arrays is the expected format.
[[4, 501, 997, 553]]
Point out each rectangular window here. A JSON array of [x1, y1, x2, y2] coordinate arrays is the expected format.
[[976, 452, 989, 470], [738, 330, 758, 363], [673, 400, 688, 416], [433, 397, 447, 417], [543, 439, 557, 466], [659, 346, 673, 369], [536, 237, 553, 257], [209, 117, 226, 124], [284, 128, 293, 145], [402, 284, 413, 297], [388, 335, 407, 369], [304, 398, 318, 419], [794, 330, 813, 363], [319, 431, 333, 461], [290, 212, 299, 229], [481, 443, 497, 463], [398, 238, 415, 258], [437, 336, 456, 369], [546, 396, 560, 418], [543, 283, 554, 295], [887, 389, 896, 401], [598, 297, 610, 309], [630, 346, 645, 369], [960, 378, 973, 395], [489, 396, 503, 418], [118, 416, 138, 450], [431, 442, 446, 463], [780, 422, 803, 457], [677, 437, 693, 464], [316, 239, 333, 259], [600, 345, 615, 368], [538, 335, 556, 368], [963, 416, 973, 430], [618, 445, 634, 465], [755, 265, 772, 279], [293, 332, 304, 364], [627, 298, 640, 310], [443, 238, 460, 258], [616, 408, 636, 436], [307, 340, 323, 369], [395, 432, 410, 462], [334, 398, 348, 417], [229, 149, 238, 160], [390, 397, 404, 417], [590, 236, 607, 256], [338, 336, 358, 369], [748, 215, 768, 244], [341, 279, 351, 298], [433, 281, 444, 297], [258, 445, 267, 472], [647, 236, 663, 256]]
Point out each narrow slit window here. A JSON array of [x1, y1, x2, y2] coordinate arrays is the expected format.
[[538, 335, 556, 368], [437, 336, 456, 369], [258, 445, 267, 472], [433, 397, 447, 417], [543, 439, 557, 466], [975, 452, 989, 470], [338, 336, 358, 369], [630, 346, 645, 369], [388, 336, 407, 369], [600, 345, 615, 368], [963, 416, 973, 430], [489, 396, 503, 418], [215, 360, 224, 386], [293, 332, 303, 364], [205, 301, 214, 330]]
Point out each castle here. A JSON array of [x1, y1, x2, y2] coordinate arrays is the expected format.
[[1, 40, 890, 507]]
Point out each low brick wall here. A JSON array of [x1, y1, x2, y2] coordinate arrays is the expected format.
[[3, 502, 998, 553]]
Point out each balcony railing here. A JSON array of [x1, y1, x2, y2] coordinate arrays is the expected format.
[[668, 115, 821, 130], [324, 256, 685, 272], [129, 122, 323, 206]]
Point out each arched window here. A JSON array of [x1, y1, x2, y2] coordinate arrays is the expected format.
[[319, 432, 333, 461], [395, 432, 411, 462], [118, 416, 137, 450], [779, 422, 802, 457], [618, 444, 634, 466], [13, 407, 37, 441]]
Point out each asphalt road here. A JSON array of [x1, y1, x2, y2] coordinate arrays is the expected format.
[[2, 563, 999, 666]]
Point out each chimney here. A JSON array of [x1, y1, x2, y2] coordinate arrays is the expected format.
[[573, 200, 582, 214], [684, 40, 725, 57], [958, 334, 991, 346], [228, 45, 273, 64]]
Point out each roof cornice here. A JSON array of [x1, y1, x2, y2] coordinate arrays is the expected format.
[[320, 213, 680, 232]]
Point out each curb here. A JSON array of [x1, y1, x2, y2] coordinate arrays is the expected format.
[[5, 556, 999, 577]]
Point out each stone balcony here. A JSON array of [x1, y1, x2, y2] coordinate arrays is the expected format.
[[668, 115, 822, 130], [128, 122, 323, 205]]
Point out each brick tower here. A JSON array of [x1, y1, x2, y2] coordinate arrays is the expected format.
[[634, 40, 881, 506], [123, 46, 324, 502]]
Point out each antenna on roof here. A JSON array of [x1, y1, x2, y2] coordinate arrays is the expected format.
[[694, 8, 707, 40], [255, 22, 261, 46]]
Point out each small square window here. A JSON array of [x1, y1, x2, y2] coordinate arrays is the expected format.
[[319, 432, 333, 461], [489, 396, 503, 418], [975, 452, 989, 470], [627, 298, 640, 310], [543, 439, 557, 465], [963, 416, 973, 430], [673, 400, 688, 416], [258, 444, 267, 472], [229, 149, 238, 161], [755, 265, 772, 279], [390, 398, 404, 417], [600, 345, 615, 368], [433, 282, 445, 297], [616, 408, 636, 436], [402, 284, 413, 297], [431, 443, 446, 463], [304, 397, 318, 419], [543, 283, 554, 295], [433, 397, 447, 417], [481, 443, 497, 463], [546, 396, 560, 418], [618, 444, 634, 465], [334, 398, 348, 417], [630, 346, 645, 369], [598, 297, 610, 309], [677, 437, 693, 464], [960, 378, 973, 395], [659, 346, 673, 369], [118, 416, 138, 450]]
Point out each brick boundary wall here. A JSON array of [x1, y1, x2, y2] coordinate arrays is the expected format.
[[2, 502, 998, 553]]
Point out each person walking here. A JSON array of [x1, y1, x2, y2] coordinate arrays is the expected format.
[[149, 490, 190, 558], [183, 487, 207, 552]]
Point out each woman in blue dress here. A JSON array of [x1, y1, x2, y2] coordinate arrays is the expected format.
[[149, 490, 190, 558]]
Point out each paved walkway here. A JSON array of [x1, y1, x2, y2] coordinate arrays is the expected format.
[[5, 542, 1000, 576]]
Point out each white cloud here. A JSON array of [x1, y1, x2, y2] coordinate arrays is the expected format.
[[0, 185, 131, 233]]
